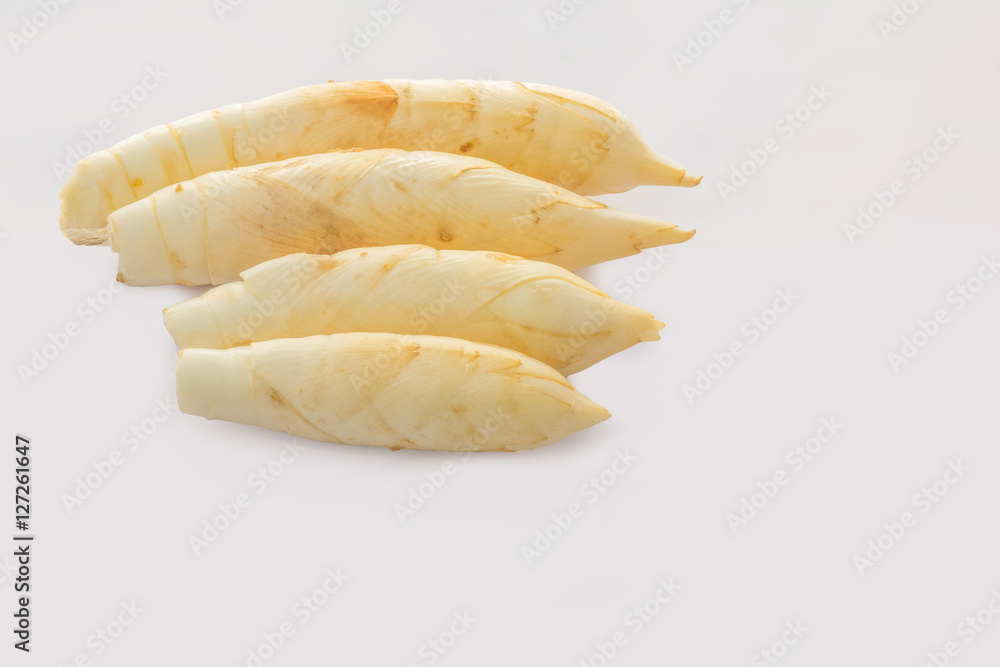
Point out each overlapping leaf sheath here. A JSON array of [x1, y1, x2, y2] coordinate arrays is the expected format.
[[164, 246, 664, 374], [59, 80, 700, 242], [105, 149, 694, 286], [177, 333, 610, 451]]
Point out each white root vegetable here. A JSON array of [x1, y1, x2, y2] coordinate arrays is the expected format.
[[176, 333, 610, 451], [59, 79, 700, 242], [164, 246, 664, 374], [104, 149, 695, 286]]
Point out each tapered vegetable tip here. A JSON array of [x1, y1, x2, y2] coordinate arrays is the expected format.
[[633, 149, 703, 188]]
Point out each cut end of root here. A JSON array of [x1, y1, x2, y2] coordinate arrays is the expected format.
[[59, 162, 114, 244], [164, 298, 232, 350], [175, 347, 228, 419]]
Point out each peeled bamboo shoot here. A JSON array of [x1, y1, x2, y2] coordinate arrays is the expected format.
[[164, 245, 664, 374], [105, 149, 694, 286], [59, 80, 700, 243], [176, 333, 609, 451]]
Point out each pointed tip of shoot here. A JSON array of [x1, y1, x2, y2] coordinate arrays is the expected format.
[[640, 319, 666, 342], [635, 225, 695, 252], [636, 150, 702, 188], [59, 161, 115, 244], [680, 172, 703, 187], [573, 395, 612, 427]]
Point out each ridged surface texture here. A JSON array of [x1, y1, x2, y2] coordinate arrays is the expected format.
[[176, 333, 610, 451], [164, 245, 665, 374], [107, 149, 694, 285], [58, 79, 699, 243]]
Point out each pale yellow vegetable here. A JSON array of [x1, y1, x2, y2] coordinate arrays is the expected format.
[[163, 246, 663, 374], [103, 149, 694, 286], [177, 333, 609, 451], [59, 79, 700, 243]]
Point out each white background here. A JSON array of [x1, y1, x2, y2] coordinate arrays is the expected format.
[[2, 0, 999, 665]]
